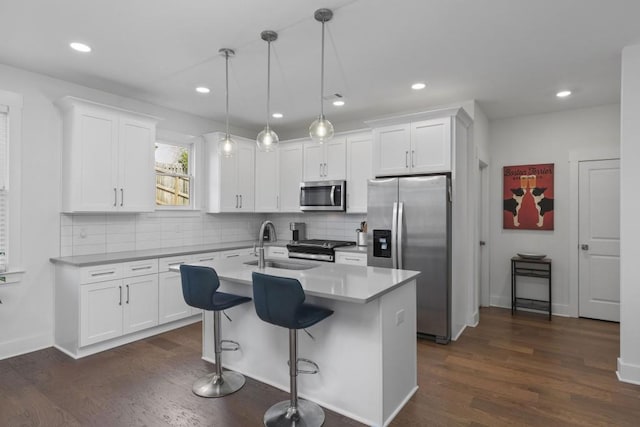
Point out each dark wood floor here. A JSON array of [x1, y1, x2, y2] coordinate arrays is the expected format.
[[1, 307, 639, 426]]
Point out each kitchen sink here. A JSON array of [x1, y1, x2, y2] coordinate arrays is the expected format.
[[243, 259, 318, 270]]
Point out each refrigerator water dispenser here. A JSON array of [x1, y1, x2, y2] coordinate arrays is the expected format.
[[373, 230, 392, 258]]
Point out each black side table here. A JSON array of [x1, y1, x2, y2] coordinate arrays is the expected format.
[[511, 256, 552, 320]]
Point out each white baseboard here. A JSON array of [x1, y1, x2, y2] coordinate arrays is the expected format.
[[617, 358, 640, 385], [452, 324, 467, 341], [0, 333, 52, 361], [489, 296, 570, 317], [471, 310, 479, 327]]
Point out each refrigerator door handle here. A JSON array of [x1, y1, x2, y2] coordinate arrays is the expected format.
[[392, 202, 398, 269], [397, 202, 404, 269]]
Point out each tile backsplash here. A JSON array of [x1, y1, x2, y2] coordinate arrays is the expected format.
[[60, 211, 366, 256]]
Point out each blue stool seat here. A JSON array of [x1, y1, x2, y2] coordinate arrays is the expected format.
[[180, 265, 251, 398], [252, 272, 333, 427]]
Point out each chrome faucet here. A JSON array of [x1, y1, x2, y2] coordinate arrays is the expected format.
[[258, 220, 276, 268]]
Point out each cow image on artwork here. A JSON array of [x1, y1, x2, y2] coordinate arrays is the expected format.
[[503, 164, 554, 230]]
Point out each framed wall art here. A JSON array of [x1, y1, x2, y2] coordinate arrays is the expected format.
[[503, 163, 554, 230]]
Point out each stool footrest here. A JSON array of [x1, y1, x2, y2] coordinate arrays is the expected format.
[[288, 357, 319, 374], [220, 339, 240, 351]]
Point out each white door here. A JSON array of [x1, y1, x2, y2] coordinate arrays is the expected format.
[[158, 271, 193, 324], [236, 141, 255, 211], [303, 142, 324, 181], [118, 116, 155, 212], [346, 133, 372, 213], [579, 159, 620, 321], [279, 142, 303, 212], [80, 279, 123, 346], [219, 152, 238, 211], [255, 148, 278, 212], [410, 118, 451, 174], [123, 274, 159, 334], [373, 124, 411, 176], [324, 137, 346, 180]]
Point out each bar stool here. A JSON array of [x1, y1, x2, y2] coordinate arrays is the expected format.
[[252, 272, 334, 427], [180, 264, 251, 398]]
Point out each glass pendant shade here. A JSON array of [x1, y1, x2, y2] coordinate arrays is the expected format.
[[257, 30, 279, 152], [256, 125, 279, 152], [309, 114, 334, 144], [309, 9, 334, 144], [219, 133, 237, 158]]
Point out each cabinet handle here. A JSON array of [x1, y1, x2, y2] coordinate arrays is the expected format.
[[119, 286, 122, 306], [405, 151, 409, 168], [411, 150, 415, 168], [126, 284, 130, 304], [131, 266, 152, 271], [120, 188, 124, 207], [226, 254, 240, 258], [324, 163, 327, 177], [91, 270, 116, 277], [235, 195, 239, 208], [114, 188, 117, 207], [198, 257, 214, 262], [276, 195, 280, 209], [319, 163, 323, 177], [239, 194, 242, 208], [345, 257, 361, 262]]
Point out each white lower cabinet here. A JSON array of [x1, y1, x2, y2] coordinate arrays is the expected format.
[[335, 252, 367, 266], [79, 273, 159, 347], [159, 270, 195, 324]]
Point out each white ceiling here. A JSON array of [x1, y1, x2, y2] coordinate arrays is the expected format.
[[2, 0, 640, 136]]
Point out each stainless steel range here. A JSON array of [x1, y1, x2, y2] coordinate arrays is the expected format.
[[287, 239, 356, 262]]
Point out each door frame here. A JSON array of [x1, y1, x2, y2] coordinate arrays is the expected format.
[[568, 147, 619, 317]]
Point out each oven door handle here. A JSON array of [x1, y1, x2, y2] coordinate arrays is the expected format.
[[330, 185, 336, 206]]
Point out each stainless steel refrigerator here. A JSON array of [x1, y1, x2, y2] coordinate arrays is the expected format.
[[367, 176, 451, 343]]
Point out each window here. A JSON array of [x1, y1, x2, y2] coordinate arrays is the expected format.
[[155, 141, 193, 208], [0, 89, 23, 283]]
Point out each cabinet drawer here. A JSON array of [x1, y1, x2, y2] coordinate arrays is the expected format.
[[335, 252, 367, 266], [192, 252, 218, 263], [80, 263, 123, 284], [221, 248, 253, 259], [267, 246, 289, 259], [123, 259, 159, 277], [159, 255, 195, 272]]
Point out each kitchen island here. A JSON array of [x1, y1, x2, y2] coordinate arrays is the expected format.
[[176, 255, 420, 427]]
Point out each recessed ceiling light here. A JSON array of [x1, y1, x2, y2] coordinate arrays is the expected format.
[[333, 100, 345, 107], [195, 86, 210, 94], [70, 42, 91, 53], [272, 113, 283, 119], [411, 82, 426, 90], [556, 90, 572, 98]]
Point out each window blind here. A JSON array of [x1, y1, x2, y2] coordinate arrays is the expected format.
[[0, 106, 8, 271]]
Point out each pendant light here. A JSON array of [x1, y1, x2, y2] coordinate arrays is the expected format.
[[308, 8, 334, 144], [218, 48, 236, 157], [256, 30, 279, 152]]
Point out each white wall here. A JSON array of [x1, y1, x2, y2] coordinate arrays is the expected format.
[[619, 44, 640, 384], [0, 62, 253, 359], [488, 105, 620, 315]]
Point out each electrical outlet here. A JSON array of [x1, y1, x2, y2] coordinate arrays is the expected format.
[[395, 309, 405, 326]]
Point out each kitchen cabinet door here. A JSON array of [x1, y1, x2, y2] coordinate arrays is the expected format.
[[158, 271, 193, 324], [236, 141, 255, 211], [255, 147, 279, 212], [219, 151, 238, 211], [118, 116, 156, 212], [346, 132, 372, 213], [410, 118, 451, 174], [122, 274, 159, 334], [80, 279, 123, 346], [324, 138, 346, 180], [373, 124, 411, 177], [303, 142, 324, 181], [278, 142, 303, 212]]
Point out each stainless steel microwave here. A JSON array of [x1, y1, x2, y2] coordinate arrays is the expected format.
[[299, 180, 346, 211]]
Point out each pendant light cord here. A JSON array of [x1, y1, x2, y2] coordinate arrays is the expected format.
[[266, 40, 271, 129], [320, 20, 325, 118], [225, 51, 230, 137]]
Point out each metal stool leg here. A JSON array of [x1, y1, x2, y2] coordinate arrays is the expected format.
[[192, 311, 246, 398], [264, 329, 325, 427]]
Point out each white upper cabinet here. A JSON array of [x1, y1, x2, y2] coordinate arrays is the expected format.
[[303, 138, 346, 181], [254, 145, 279, 212], [204, 133, 255, 213], [346, 132, 373, 213], [278, 141, 304, 212], [57, 96, 158, 213], [370, 113, 456, 177]]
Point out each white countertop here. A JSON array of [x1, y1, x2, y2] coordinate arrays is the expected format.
[[180, 254, 420, 304]]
